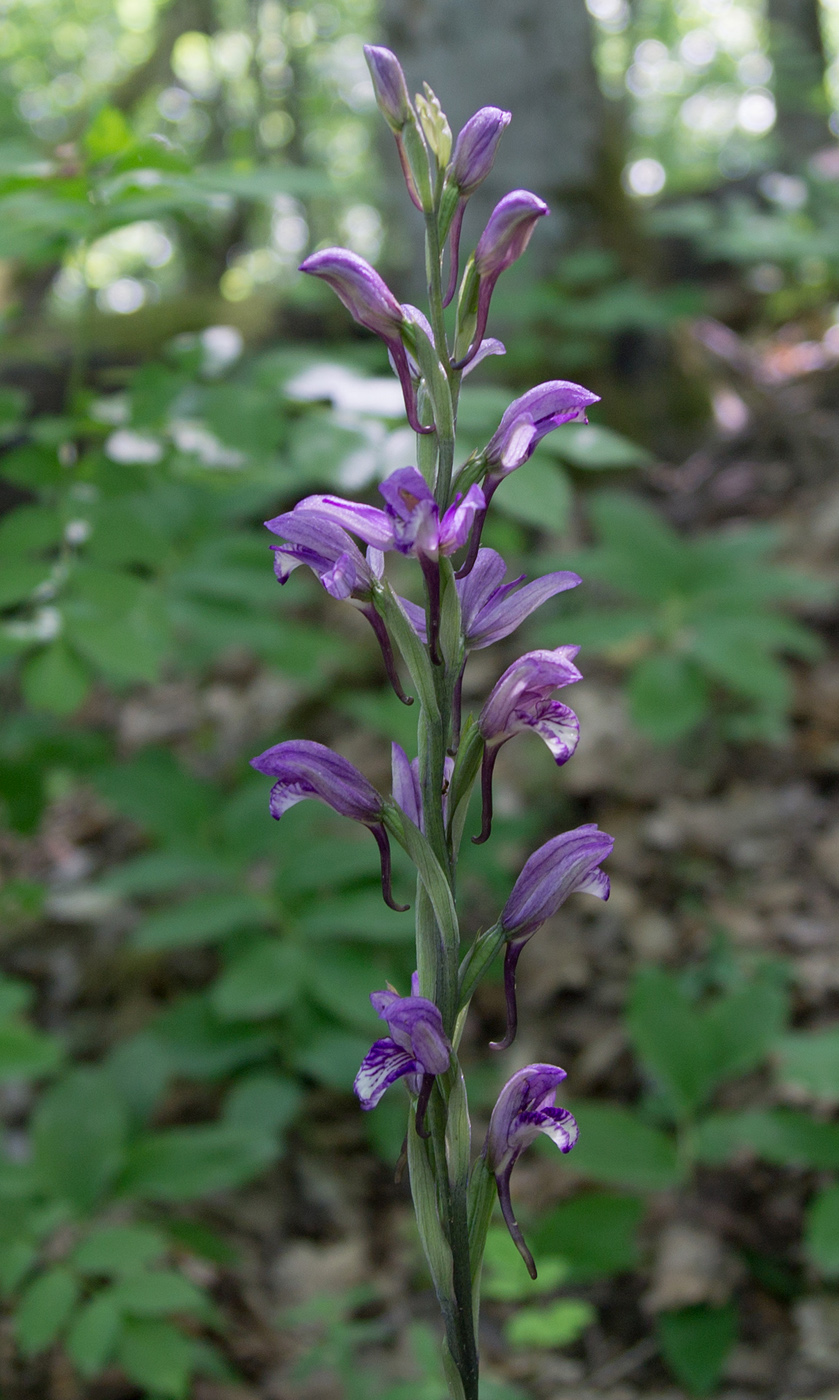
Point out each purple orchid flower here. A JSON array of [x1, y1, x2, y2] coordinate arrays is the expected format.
[[443, 106, 512, 308], [354, 978, 452, 1136], [455, 191, 549, 369], [399, 304, 506, 382], [489, 824, 613, 1050], [264, 507, 411, 705], [459, 550, 581, 649], [456, 382, 600, 578], [298, 248, 432, 435], [474, 646, 582, 844], [249, 739, 408, 911], [391, 742, 454, 832], [297, 469, 485, 664], [485, 1065, 579, 1277]]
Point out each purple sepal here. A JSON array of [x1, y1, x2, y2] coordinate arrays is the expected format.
[[378, 467, 486, 561], [265, 510, 376, 601], [292, 494, 395, 551], [485, 381, 601, 476], [500, 823, 614, 941], [459, 549, 581, 650], [485, 1064, 579, 1277], [250, 739, 383, 824], [298, 249, 431, 434], [355, 987, 452, 1112], [249, 740, 407, 912], [455, 191, 549, 368], [363, 45, 413, 132]]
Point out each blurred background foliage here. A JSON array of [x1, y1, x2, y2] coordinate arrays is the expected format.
[[0, 0, 839, 1396]]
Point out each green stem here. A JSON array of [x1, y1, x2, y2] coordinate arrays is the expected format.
[[428, 1087, 479, 1400]]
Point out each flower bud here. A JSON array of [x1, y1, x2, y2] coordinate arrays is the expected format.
[[299, 247, 404, 340], [363, 45, 413, 132], [475, 189, 549, 281], [416, 83, 452, 168], [451, 106, 511, 196]]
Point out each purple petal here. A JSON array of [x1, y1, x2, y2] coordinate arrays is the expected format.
[[363, 45, 413, 131], [451, 106, 511, 196], [395, 594, 427, 642], [354, 1038, 420, 1109], [385, 997, 451, 1075], [438, 484, 486, 556], [475, 190, 549, 280], [479, 646, 582, 746], [527, 700, 581, 764], [293, 494, 395, 551], [486, 1063, 570, 1170], [519, 1105, 579, 1154], [485, 381, 600, 474], [463, 337, 506, 374], [299, 248, 404, 341], [250, 739, 383, 825], [459, 551, 581, 650]]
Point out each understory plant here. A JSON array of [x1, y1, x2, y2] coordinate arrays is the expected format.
[[249, 47, 613, 1400]]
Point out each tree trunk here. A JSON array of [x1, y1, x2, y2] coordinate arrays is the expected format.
[[767, 0, 829, 167], [378, 0, 608, 286]]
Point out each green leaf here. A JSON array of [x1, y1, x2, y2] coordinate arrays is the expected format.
[[566, 1101, 682, 1190], [119, 1124, 276, 1201], [300, 890, 414, 943], [805, 1184, 839, 1276], [66, 1293, 122, 1377], [20, 644, 91, 716], [84, 106, 133, 160], [104, 1031, 172, 1125], [481, 1227, 568, 1301], [0, 563, 51, 608], [223, 1073, 302, 1147], [531, 1193, 644, 1281], [33, 1069, 127, 1213], [0, 505, 61, 559], [584, 493, 692, 599], [628, 967, 787, 1118], [94, 749, 212, 845], [152, 996, 275, 1079], [293, 1029, 372, 1092], [133, 892, 269, 951], [696, 1109, 839, 1170], [15, 1266, 80, 1356], [505, 1300, 595, 1349], [776, 1028, 839, 1101], [657, 1304, 737, 1395], [117, 1317, 194, 1400], [493, 458, 571, 532], [211, 939, 304, 1019], [73, 1225, 168, 1278], [0, 1019, 62, 1080], [628, 653, 709, 742], [110, 1269, 210, 1318], [544, 421, 652, 469]]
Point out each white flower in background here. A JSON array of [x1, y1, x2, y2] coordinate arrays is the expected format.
[[105, 430, 164, 464]]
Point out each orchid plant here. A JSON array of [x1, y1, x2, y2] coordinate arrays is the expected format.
[[251, 47, 614, 1400]]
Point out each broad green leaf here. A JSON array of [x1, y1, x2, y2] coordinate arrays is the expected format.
[[0, 505, 61, 558], [565, 1102, 682, 1190], [15, 1266, 79, 1356], [657, 1304, 737, 1395], [152, 996, 275, 1079], [0, 1019, 62, 1080], [117, 1317, 194, 1400], [94, 749, 212, 844], [223, 1074, 302, 1146], [210, 939, 304, 1020], [293, 1029, 372, 1092], [544, 421, 652, 469], [33, 1068, 127, 1214], [584, 493, 692, 599], [66, 1292, 122, 1378], [110, 1269, 210, 1318], [0, 563, 51, 608], [481, 1227, 568, 1301], [300, 890, 414, 942], [696, 1109, 839, 1170], [505, 1300, 595, 1349], [493, 458, 571, 533], [84, 106, 132, 160], [73, 1225, 168, 1278], [20, 644, 91, 716], [119, 1124, 275, 1201], [133, 892, 269, 951], [805, 1184, 839, 1276], [628, 967, 787, 1118], [776, 1028, 839, 1101], [531, 1193, 644, 1281], [628, 653, 709, 742], [104, 1031, 172, 1125]]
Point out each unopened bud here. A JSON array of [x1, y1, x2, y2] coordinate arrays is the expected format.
[[450, 106, 511, 197], [415, 83, 452, 168], [363, 45, 413, 132]]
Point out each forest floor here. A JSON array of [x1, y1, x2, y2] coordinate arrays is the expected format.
[[4, 345, 839, 1400]]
